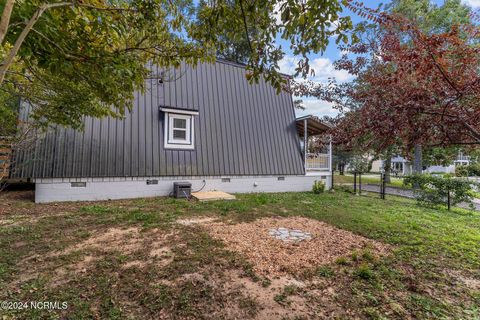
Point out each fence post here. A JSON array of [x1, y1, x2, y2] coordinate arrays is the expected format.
[[359, 172, 362, 195], [353, 172, 357, 194], [380, 173, 383, 199], [380, 173, 386, 200], [447, 189, 451, 210]]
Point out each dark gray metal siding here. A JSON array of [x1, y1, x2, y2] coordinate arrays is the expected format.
[[12, 60, 304, 178]]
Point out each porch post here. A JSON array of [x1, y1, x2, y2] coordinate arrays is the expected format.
[[329, 134, 333, 171], [329, 134, 333, 189], [304, 119, 308, 173]]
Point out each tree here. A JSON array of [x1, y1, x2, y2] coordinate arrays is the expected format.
[[386, 0, 472, 173], [195, 0, 253, 64], [337, 15, 479, 147], [295, 1, 476, 156], [0, 0, 359, 130], [296, 2, 479, 154], [387, 0, 471, 34], [0, 0, 214, 130]]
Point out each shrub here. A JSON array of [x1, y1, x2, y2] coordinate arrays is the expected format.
[[312, 180, 325, 194], [404, 174, 476, 210], [457, 163, 480, 177], [467, 163, 480, 176], [455, 165, 469, 177]]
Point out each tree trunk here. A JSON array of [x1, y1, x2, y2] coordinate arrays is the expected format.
[[413, 144, 423, 174], [0, 0, 15, 44], [339, 163, 345, 175], [384, 156, 392, 183]]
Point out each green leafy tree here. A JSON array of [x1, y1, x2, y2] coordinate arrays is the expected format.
[[422, 146, 460, 167], [0, 0, 359, 131], [387, 0, 471, 34], [196, 0, 253, 64]]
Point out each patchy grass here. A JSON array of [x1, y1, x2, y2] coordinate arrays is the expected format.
[[471, 190, 480, 199], [0, 190, 479, 319]]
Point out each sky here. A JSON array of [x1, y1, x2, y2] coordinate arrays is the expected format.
[[281, 0, 480, 119]]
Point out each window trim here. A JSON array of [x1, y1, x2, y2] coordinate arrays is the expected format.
[[164, 112, 195, 150], [168, 114, 191, 145], [160, 107, 199, 116]]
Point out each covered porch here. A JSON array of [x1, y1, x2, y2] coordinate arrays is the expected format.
[[296, 115, 332, 174]]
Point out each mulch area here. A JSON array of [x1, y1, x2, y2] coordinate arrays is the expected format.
[[206, 216, 389, 276]]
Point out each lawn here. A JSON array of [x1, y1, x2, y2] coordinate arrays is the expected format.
[[334, 173, 407, 189], [0, 190, 479, 319]]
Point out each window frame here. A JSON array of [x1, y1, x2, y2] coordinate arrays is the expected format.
[[168, 114, 191, 145], [163, 110, 196, 150]]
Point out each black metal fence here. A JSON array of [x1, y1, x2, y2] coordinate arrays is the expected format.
[[336, 171, 388, 200]]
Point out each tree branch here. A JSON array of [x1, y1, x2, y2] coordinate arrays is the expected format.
[[30, 28, 84, 61], [239, 0, 253, 53]]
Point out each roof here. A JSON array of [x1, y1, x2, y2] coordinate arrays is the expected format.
[[296, 115, 331, 136], [12, 60, 304, 179]]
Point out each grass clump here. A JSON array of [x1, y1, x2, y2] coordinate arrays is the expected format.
[[317, 265, 335, 278], [355, 263, 376, 281]]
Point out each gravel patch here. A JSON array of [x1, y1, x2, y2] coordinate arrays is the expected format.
[[206, 216, 389, 276]]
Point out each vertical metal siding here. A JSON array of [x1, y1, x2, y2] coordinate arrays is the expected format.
[[12, 61, 304, 178]]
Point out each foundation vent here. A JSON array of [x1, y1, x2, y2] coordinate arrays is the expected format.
[[71, 182, 86, 188]]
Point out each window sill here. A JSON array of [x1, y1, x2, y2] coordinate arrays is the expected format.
[[164, 144, 195, 150]]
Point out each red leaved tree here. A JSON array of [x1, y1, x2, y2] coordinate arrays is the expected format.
[[296, 13, 480, 153]]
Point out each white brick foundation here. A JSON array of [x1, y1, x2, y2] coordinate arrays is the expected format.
[[34, 174, 331, 203]]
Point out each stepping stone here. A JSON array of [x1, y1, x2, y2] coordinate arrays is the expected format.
[[268, 227, 313, 243]]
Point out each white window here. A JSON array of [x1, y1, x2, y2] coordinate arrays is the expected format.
[[162, 108, 198, 150]]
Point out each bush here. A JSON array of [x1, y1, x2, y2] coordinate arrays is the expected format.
[[312, 180, 325, 194], [467, 163, 480, 176], [455, 165, 469, 177], [456, 163, 480, 177], [404, 174, 476, 210]]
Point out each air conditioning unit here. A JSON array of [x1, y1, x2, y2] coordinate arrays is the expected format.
[[173, 182, 192, 199]]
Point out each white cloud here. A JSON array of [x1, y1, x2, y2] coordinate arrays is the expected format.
[[278, 55, 299, 76], [295, 99, 339, 118], [309, 58, 353, 82], [278, 55, 353, 83], [462, 0, 480, 8], [279, 55, 352, 118]]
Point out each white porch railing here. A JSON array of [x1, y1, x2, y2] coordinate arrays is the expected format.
[[306, 153, 330, 170], [456, 155, 470, 162]]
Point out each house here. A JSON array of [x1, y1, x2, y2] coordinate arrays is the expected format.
[[371, 152, 471, 176], [9, 60, 332, 203], [390, 156, 412, 175]]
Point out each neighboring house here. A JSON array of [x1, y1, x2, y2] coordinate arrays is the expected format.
[[391, 156, 413, 175], [10, 60, 332, 203], [371, 152, 471, 176]]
